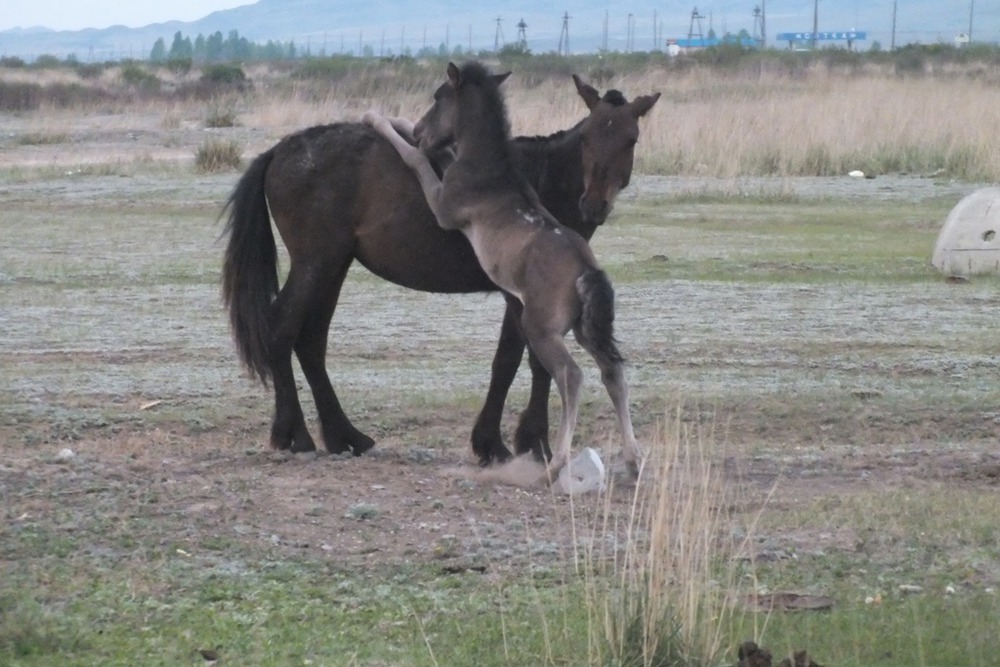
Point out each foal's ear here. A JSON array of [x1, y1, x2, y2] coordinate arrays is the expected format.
[[493, 71, 512, 87], [572, 74, 602, 110], [446, 62, 461, 88], [630, 92, 661, 119]]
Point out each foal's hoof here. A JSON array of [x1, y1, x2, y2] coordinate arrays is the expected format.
[[362, 110, 385, 127]]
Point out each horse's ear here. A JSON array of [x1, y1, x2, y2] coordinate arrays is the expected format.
[[446, 62, 461, 88], [493, 71, 512, 87], [629, 92, 661, 119], [572, 74, 602, 110]]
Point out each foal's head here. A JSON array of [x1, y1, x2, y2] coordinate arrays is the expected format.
[[414, 61, 512, 155], [574, 75, 660, 225]]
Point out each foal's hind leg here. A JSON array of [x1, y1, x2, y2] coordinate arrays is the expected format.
[[579, 344, 643, 479], [525, 332, 583, 482]]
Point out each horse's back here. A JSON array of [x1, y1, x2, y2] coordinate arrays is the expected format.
[[262, 123, 491, 292]]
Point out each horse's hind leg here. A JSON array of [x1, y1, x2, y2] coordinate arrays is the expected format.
[[267, 266, 319, 453], [293, 261, 375, 456]]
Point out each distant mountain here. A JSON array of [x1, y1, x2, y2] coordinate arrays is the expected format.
[[1, 0, 996, 61]]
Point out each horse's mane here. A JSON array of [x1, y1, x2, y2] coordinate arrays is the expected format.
[[511, 88, 628, 146], [602, 89, 628, 106]]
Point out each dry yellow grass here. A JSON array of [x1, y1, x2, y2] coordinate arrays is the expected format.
[[3, 59, 1000, 180]]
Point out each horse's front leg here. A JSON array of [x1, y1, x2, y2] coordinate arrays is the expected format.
[[471, 294, 525, 466], [514, 346, 554, 462]]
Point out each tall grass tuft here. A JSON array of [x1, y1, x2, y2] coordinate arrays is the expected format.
[[194, 138, 242, 172], [584, 407, 742, 666]]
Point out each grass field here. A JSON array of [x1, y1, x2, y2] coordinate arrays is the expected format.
[[2, 59, 1000, 666]]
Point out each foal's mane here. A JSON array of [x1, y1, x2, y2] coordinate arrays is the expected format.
[[456, 61, 512, 153]]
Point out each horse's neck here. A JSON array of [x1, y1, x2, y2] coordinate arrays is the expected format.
[[511, 123, 589, 236]]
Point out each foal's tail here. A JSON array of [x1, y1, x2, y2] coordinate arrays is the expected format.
[[576, 269, 624, 367], [221, 147, 279, 385]]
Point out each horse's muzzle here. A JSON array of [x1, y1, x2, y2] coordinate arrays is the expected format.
[[580, 195, 612, 226]]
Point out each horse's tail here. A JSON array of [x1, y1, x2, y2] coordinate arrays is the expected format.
[[575, 268, 624, 368], [221, 148, 279, 385]]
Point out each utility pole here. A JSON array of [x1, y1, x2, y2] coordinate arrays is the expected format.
[[494, 16, 503, 53], [653, 10, 658, 50], [761, 0, 766, 48], [558, 11, 571, 56], [891, 0, 897, 50], [812, 0, 819, 50], [602, 10, 608, 52], [688, 7, 705, 42], [969, 0, 975, 43], [627, 13, 634, 53], [516, 19, 527, 50]]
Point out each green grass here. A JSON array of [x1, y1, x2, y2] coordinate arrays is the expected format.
[[598, 197, 959, 284], [0, 554, 600, 667], [734, 594, 1000, 666]]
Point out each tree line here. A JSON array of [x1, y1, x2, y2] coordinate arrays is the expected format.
[[150, 29, 298, 68]]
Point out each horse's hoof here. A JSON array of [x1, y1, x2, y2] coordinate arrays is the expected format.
[[626, 460, 641, 480], [272, 430, 315, 452], [290, 440, 317, 454], [477, 448, 512, 468], [350, 434, 376, 456]]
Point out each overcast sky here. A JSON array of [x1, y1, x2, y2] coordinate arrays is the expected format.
[[1, 1, 250, 31]]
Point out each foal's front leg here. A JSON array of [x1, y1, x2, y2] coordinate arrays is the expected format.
[[362, 112, 450, 226]]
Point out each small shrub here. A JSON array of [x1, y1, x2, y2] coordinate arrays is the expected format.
[[120, 63, 161, 94], [15, 132, 69, 146], [0, 56, 26, 68], [74, 63, 104, 80], [194, 138, 242, 172], [205, 107, 238, 128], [0, 81, 41, 111], [31, 54, 61, 69], [292, 56, 359, 82], [167, 57, 192, 76], [201, 63, 248, 87]]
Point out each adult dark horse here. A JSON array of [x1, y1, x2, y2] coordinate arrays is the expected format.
[[222, 74, 659, 465]]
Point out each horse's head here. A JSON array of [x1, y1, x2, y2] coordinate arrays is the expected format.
[[574, 75, 660, 226], [414, 62, 511, 155]]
